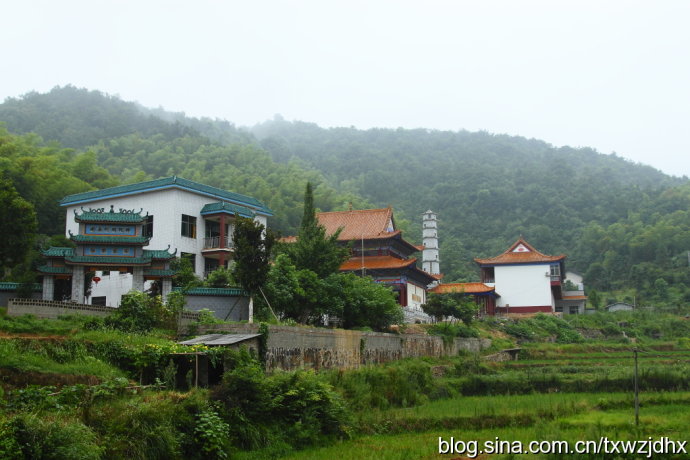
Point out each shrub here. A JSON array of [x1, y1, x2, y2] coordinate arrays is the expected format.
[[104, 291, 184, 333], [428, 322, 480, 342], [87, 395, 182, 459], [212, 353, 351, 451], [9, 414, 103, 460], [327, 360, 436, 410], [194, 405, 230, 459]]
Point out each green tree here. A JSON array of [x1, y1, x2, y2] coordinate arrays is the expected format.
[[0, 180, 38, 276], [105, 291, 181, 332], [204, 267, 235, 288], [337, 273, 402, 330], [171, 257, 202, 290], [284, 182, 349, 278], [587, 289, 602, 310], [422, 292, 478, 324], [263, 254, 340, 324], [232, 216, 277, 316]]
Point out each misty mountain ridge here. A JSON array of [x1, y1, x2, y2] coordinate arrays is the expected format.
[[2, 86, 689, 303]]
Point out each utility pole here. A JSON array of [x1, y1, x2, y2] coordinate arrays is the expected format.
[[634, 348, 639, 427], [361, 234, 365, 276]]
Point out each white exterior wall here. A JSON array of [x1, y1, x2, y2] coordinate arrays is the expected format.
[[89, 272, 134, 306], [565, 271, 584, 291], [65, 188, 269, 279], [492, 264, 554, 309], [406, 282, 426, 310], [65, 187, 270, 307]]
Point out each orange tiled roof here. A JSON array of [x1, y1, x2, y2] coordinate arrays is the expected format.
[[317, 208, 395, 241], [430, 282, 496, 294], [340, 255, 417, 271], [562, 295, 588, 300], [474, 237, 565, 265], [278, 236, 298, 243]]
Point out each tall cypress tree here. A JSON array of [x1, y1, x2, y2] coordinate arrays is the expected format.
[[232, 216, 276, 297], [301, 182, 317, 232], [288, 182, 349, 278]]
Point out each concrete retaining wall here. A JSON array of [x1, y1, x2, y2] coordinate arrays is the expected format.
[[7, 299, 202, 326], [197, 323, 491, 371], [0, 292, 42, 308], [7, 298, 117, 319]]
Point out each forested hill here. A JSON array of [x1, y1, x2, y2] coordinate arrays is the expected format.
[[251, 118, 690, 304], [2, 86, 690, 305], [0, 87, 370, 236]]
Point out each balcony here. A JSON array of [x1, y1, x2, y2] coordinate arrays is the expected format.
[[202, 236, 234, 250]]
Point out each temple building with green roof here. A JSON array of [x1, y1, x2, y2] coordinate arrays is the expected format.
[[42, 176, 272, 307]]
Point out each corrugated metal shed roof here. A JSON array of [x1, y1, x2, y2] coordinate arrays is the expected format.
[[178, 334, 261, 346]]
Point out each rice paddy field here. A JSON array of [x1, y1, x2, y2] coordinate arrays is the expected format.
[[2, 309, 690, 459], [270, 342, 690, 460]]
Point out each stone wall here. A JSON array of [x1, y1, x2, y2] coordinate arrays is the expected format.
[[7, 298, 117, 319], [0, 291, 42, 308], [197, 323, 491, 371], [7, 298, 202, 326]]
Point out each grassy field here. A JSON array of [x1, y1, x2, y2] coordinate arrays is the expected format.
[[266, 343, 690, 460], [1, 309, 689, 459]]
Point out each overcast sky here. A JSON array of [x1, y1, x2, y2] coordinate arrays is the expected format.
[[3, 1, 690, 177]]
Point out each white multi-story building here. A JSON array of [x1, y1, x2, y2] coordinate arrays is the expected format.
[[47, 176, 272, 307], [474, 237, 572, 315]]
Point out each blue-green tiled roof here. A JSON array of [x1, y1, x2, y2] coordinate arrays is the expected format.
[[60, 176, 273, 216], [70, 235, 150, 244], [201, 201, 255, 218], [0, 282, 42, 292], [65, 255, 152, 265], [143, 249, 176, 260], [75, 211, 144, 223], [144, 269, 176, 277], [42, 247, 75, 257], [37, 265, 72, 274], [172, 286, 248, 296]]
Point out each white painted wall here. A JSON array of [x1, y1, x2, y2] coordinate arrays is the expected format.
[[65, 188, 269, 279], [406, 282, 426, 310], [565, 271, 584, 290], [64, 187, 270, 306], [493, 264, 554, 308], [88, 271, 136, 306]]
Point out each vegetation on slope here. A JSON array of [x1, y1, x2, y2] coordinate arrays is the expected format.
[[0, 308, 689, 459], [252, 118, 690, 303], [3, 86, 690, 302], [0, 87, 371, 237]]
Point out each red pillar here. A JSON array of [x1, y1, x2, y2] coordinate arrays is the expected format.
[[218, 214, 226, 268]]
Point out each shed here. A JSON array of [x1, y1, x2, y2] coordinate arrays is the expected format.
[[605, 302, 634, 312], [174, 334, 262, 388]]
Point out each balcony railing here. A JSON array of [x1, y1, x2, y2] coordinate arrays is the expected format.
[[203, 236, 234, 250]]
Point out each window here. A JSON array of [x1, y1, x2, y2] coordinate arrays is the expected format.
[[143, 215, 154, 238], [550, 264, 561, 278], [181, 214, 197, 238], [91, 296, 107, 306]]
